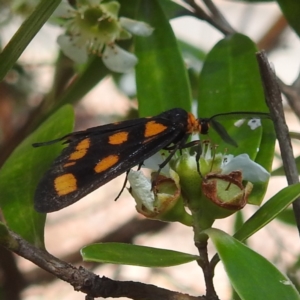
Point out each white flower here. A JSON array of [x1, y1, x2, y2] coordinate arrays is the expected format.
[[221, 153, 270, 182], [143, 150, 171, 174], [247, 118, 262, 130], [128, 170, 155, 211], [55, 0, 153, 73], [127, 168, 184, 222], [119, 17, 154, 36], [234, 118, 262, 130], [57, 35, 88, 64], [102, 44, 138, 73]]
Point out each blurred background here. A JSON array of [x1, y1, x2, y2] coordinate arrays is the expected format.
[[0, 0, 299, 299]]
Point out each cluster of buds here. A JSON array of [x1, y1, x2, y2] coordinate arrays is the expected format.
[[128, 143, 270, 227]]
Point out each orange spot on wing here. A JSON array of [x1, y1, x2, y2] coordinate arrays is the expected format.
[[54, 173, 77, 196], [144, 121, 167, 137], [108, 131, 129, 145], [94, 155, 119, 173], [69, 138, 90, 160]]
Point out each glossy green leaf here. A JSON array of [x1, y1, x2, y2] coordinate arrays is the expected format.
[[81, 243, 199, 267], [135, 0, 192, 116], [159, 0, 190, 20], [197, 33, 275, 205], [119, 0, 189, 20], [198, 33, 268, 154], [0, 105, 74, 247], [276, 1, 300, 37], [0, 0, 62, 81], [198, 34, 268, 113], [206, 228, 300, 300], [247, 120, 276, 205], [234, 184, 300, 242]]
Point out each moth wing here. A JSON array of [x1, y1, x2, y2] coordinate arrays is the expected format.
[[34, 118, 182, 212]]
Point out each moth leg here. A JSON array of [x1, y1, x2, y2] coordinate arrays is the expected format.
[[151, 137, 189, 188], [180, 140, 203, 177], [114, 162, 144, 201], [163, 139, 204, 177], [114, 169, 130, 201]]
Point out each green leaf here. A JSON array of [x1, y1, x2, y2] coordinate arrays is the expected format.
[[276, 0, 300, 37], [198, 33, 268, 153], [234, 184, 300, 242], [135, 0, 192, 116], [159, 0, 190, 20], [247, 120, 276, 205], [119, 0, 189, 21], [81, 243, 199, 267], [197, 33, 275, 205], [198, 34, 268, 113], [0, 105, 74, 247], [0, 0, 62, 81], [206, 228, 300, 300]]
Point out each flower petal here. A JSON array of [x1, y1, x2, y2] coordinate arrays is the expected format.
[[102, 44, 138, 73], [52, 0, 76, 18], [89, 0, 103, 5], [57, 35, 88, 64], [128, 170, 155, 211], [100, 1, 120, 19], [221, 154, 270, 182], [247, 118, 262, 130], [120, 17, 154, 36], [143, 151, 170, 174]]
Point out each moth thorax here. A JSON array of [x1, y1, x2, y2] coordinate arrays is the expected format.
[[187, 113, 201, 133]]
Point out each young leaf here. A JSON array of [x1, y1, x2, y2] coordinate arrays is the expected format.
[[234, 183, 300, 242], [81, 243, 199, 267], [0, 0, 62, 81], [206, 228, 300, 300], [198, 33, 269, 156], [197, 33, 275, 205]]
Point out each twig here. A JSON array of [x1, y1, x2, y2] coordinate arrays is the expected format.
[[2, 229, 203, 300], [257, 15, 288, 51], [185, 0, 235, 36], [24, 218, 168, 284], [256, 50, 300, 234], [195, 239, 219, 300]]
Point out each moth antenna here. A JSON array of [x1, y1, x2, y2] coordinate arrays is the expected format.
[[32, 135, 70, 147]]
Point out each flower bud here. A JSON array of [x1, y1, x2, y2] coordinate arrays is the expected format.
[[128, 170, 192, 225]]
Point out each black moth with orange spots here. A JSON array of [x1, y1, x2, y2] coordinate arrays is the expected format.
[[33, 108, 270, 213]]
